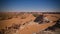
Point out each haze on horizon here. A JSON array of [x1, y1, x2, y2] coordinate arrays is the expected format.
[[0, 0, 60, 12]]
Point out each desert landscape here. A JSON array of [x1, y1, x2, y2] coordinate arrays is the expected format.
[[0, 12, 60, 34]]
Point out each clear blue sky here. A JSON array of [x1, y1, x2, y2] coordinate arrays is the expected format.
[[0, 0, 60, 12]]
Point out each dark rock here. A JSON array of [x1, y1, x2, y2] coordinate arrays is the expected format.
[[45, 19, 60, 31], [34, 15, 43, 24]]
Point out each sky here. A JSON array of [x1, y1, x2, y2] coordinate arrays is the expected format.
[[0, 0, 60, 12]]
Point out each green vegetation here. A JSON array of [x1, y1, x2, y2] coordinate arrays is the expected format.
[[32, 14, 39, 17]]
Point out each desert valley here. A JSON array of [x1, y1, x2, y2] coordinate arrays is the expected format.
[[0, 12, 60, 34]]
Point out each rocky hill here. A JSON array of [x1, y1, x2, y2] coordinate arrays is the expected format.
[[0, 12, 60, 34]]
